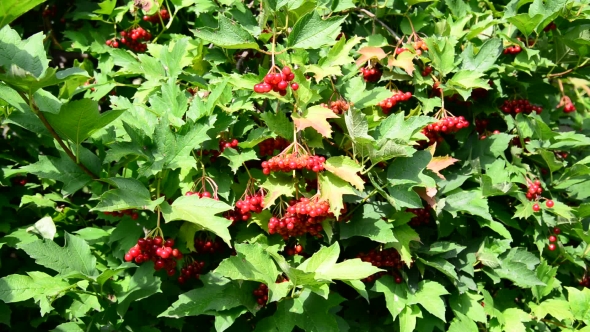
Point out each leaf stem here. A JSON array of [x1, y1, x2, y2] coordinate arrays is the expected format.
[[19, 91, 98, 179], [357, 8, 400, 41]]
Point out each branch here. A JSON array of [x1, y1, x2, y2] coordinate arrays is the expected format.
[[357, 8, 401, 41], [547, 63, 590, 78], [18, 91, 99, 179]]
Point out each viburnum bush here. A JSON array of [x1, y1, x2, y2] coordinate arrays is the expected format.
[[1, 0, 590, 331]]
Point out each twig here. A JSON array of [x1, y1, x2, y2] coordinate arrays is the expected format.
[[357, 8, 400, 41], [18, 91, 99, 179], [547, 62, 590, 78]]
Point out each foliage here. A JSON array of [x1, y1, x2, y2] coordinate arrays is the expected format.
[[1, 0, 590, 331]]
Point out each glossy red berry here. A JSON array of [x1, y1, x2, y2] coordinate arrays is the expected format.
[[548, 243, 556, 251], [553, 227, 561, 235], [532, 203, 540, 212], [548, 235, 557, 243], [546, 200, 554, 208]]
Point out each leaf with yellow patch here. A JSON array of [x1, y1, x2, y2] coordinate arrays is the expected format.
[[260, 173, 296, 209], [355, 46, 388, 67], [319, 172, 355, 218], [415, 187, 437, 209], [292, 105, 339, 138], [388, 51, 415, 76], [427, 156, 459, 179], [306, 64, 342, 82], [324, 156, 365, 191]]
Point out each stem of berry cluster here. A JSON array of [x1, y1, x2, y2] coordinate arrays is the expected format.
[[18, 91, 99, 179]]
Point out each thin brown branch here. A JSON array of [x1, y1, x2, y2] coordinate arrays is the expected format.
[[547, 63, 590, 78], [18, 91, 99, 179], [357, 8, 401, 41]]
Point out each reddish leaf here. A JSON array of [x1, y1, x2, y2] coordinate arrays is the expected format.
[[355, 46, 388, 67], [292, 105, 339, 138], [427, 156, 459, 179], [388, 51, 415, 76]]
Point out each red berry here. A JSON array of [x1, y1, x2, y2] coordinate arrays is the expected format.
[[546, 200, 554, 208], [548, 243, 556, 251], [291, 83, 299, 91], [553, 227, 561, 235], [532, 204, 540, 212], [548, 235, 557, 243]]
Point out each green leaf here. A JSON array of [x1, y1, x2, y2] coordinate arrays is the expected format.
[[373, 276, 409, 321], [215, 243, 279, 284], [340, 202, 395, 243], [0, 0, 47, 28], [507, 13, 545, 37], [446, 70, 491, 101], [460, 38, 503, 72], [377, 113, 435, 143], [530, 299, 574, 321], [448, 312, 478, 332], [0, 25, 48, 78], [324, 156, 364, 190], [162, 196, 233, 246], [320, 36, 362, 68], [299, 242, 383, 281], [493, 260, 545, 288], [50, 322, 85, 332], [287, 11, 346, 49], [566, 287, 590, 322], [0, 301, 10, 327], [408, 280, 449, 321], [159, 276, 252, 318], [387, 150, 434, 187], [260, 173, 296, 209], [114, 264, 162, 316], [220, 148, 259, 174], [193, 15, 259, 50], [160, 38, 190, 78], [424, 36, 458, 76], [0, 271, 69, 303], [20, 232, 97, 278], [44, 99, 123, 153], [259, 111, 294, 141], [390, 225, 420, 267], [319, 172, 355, 218], [441, 191, 494, 221], [93, 178, 164, 212], [532, 260, 558, 301], [502, 308, 531, 332], [538, 149, 563, 172], [417, 256, 459, 281], [344, 108, 375, 144], [449, 291, 487, 323], [399, 305, 419, 332], [94, 0, 116, 15]]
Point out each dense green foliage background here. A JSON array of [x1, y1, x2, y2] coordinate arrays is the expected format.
[[1, 0, 590, 331]]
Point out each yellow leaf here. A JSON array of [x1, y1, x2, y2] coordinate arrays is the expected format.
[[324, 156, 365, 191], [388, 51, 415, 76], [427, 156, 459, 179], [319, 173, 355, 218], [292, 105, 340, 138], [355, 46, 388, 67]]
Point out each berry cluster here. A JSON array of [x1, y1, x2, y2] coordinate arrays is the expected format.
[[526, 180, 543, 201], [357, 248, 404, 283], [143, 9, 170, 23], [503, 45, 522, 55], [411, 40, 429, 55], [406, 208, 431, 227], [559, 96, 576, 113], [580, 276, 590, 288], [547, 227, 560, 251], [124, 236, 182, 276], [104, 209, 139, 220], [360, 66, 382, 83], [261, 155, 325, 175], [533, 199, 554, 213], [253, 283, 269, 306], [500, 99, 543, 115], [284, 244, 303, 256], [12, 177, 27, 186], [116, 28, 151, 52], [178, 260, 204, 284], [253, 67, 298, 95], [268, 197, 336, 239], [225, 192, 264, 224], [202, 137, 239, 162], [185, 190, 215, 199], [42, 5, 57, 17], [421, 65, 433, 77], [259, 137, 290, 157], [420, 116, 470, 146], [321, 100, 350, 115], [378, 91, 413, 114], [194, 237, 227, 254]]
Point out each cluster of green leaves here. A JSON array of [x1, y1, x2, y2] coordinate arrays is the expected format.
[[1, 0, 590, 331]]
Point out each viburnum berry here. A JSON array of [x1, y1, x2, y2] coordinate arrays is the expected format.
[[360, 66, 382, 83], [553, 227, 561, 235], [253, 66, 297, 95], [395, 47, 408, 55], [548, 243, 556, 251], [113, 27, 151, 52], [500, 99, 543, 115], [225, 190, 265, 224], [124, 235, 182, 276], [258, 137, 290, 157], [580, 276, 590, 288], [103, 209, 140, 218], [419, 116, 469, 147], [143, 8, 170, 23], [194, 236, 227, 254], [548, 235, 557, 243], [532, 203, 540, 212], [178, 260, 204, 284], [42, 5, 57, 17], [546, 200, 554, 208], [284, 243, 303, 256], [558, 96, 576, 113], [261, 142, 325, 175], [406, 207, 431, 227], [253, 283, 269, 306], [525, 179, 543, 201], [268, 197, 344, 239], [321, 99, 350, 115], [200, 136, 239, 162], [378, 91, 412, 115], [543, 22, 557, 32], [421, 65, 433, 77], [503, 45, 522, 55], [357, 248, 405, 283]]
